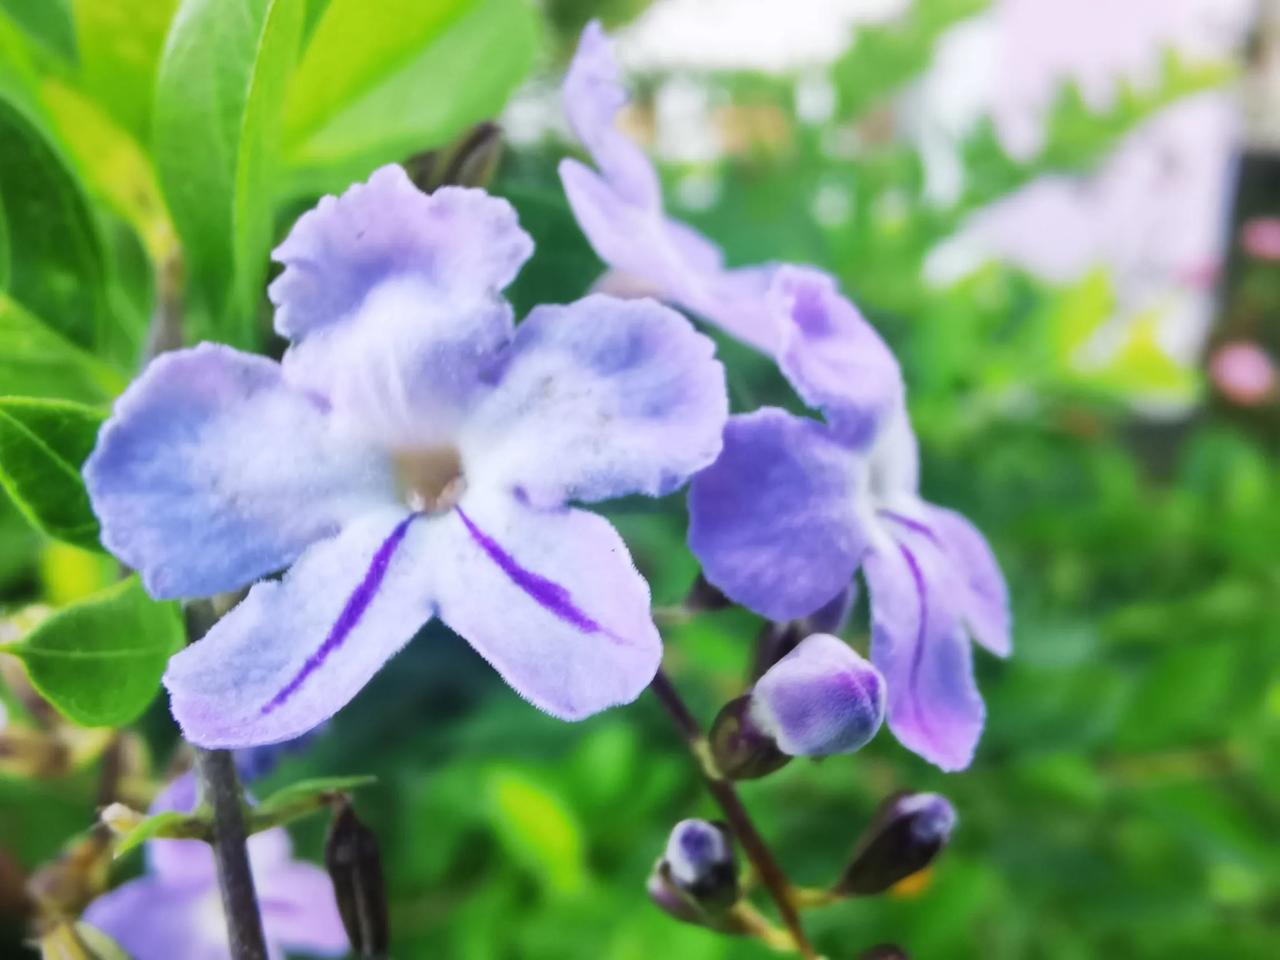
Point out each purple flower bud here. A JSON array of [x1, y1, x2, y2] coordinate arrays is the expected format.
[[325, 801, 389, 956], [751, 634, 885, 757], [661, 819, 738, 910], [837, 792, 956, 896]]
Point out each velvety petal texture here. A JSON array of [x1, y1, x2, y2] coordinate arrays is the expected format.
[[83, 879, 223, 960], [84, 344, 394, 599], [750, 633, 886, 757], [269, 166, 531, 337], [921, 504, 1012, 657], [688, 409, 867, 622], [433, 495, 661, 720], [462, 294, 726, 506], [164, 508, 431, 747], [770, 266, 904, 445], [863, 533, 985, 772]]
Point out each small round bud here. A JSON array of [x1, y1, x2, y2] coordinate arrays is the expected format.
[[662, 819, 738, 910], [709, 695, 792, 781], [837, 792, 957, 896], [751, 634, 885, 757]]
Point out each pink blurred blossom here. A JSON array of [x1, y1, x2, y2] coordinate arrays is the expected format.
[[1241, 217, 1280, 261], [1210, 341, 1277, 405]]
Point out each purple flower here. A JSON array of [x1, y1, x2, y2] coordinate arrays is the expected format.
[[751, 633, 885, 757], [85, 165, 728, 747], [82, 774, 347, 960], [559, 21, 782, 353], [688, 271, 1010, 772]]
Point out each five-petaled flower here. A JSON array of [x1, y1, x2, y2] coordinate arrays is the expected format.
[[82, 774, 347, 960], [558, 23, 1010, 771], [85, 166, 727, 747]]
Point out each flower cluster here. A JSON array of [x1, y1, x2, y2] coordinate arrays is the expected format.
[[83, 21, 1009, 774], [559, 22, 1011, 771]]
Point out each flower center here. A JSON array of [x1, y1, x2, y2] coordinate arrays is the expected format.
[[395, 446, 466, 513]]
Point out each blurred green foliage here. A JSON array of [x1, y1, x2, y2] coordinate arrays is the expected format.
[[1, 0, 1278, 957]]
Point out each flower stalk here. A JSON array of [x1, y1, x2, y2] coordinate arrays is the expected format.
[[193, 748, 268, 960], [649, 667, 818, 959]]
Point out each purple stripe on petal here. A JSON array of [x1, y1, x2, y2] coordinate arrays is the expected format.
[[455, 507, 601, 633], [881, 510, 941, 546], [898, 542, 936, 743], [261, 515, 418, 715]]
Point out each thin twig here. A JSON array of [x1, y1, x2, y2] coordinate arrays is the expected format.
[[649, 668, 819, 959], [194, 749, 269, 960]]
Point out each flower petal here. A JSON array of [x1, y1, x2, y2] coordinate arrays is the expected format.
[[84, 344, 393, 599], [274, 172, 533, 446], [688, 409, 866, 622], [770, 266, 904, 444], [82, 880, 219, 960], [432, 494, 661, 720], [258, 862, 349, 956], [562, 20, 660, 208], [461, 294, 726, 507], [751, 633, 886, 756], [270, 166, 531, 338], [920, 504, 1012, 657], [558, 26, 781, 354], [863, 534, 985, 772], [164, 508, 432, 747]]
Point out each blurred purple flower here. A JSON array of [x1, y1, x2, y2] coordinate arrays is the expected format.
[[751, 633, 885, 757], [82, 774, 347, 960], [85, 165, 727, 747], [689, 271, 1010, 771], [559, 21, 783, 353]]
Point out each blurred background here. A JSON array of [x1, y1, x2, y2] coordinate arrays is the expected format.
[[2, 0, 1279, 957]]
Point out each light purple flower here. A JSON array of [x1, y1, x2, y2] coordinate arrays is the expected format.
[[559, 21, 783, 353], [83, 774, 347, 960], [750, 633, 886, 757], [689, 273, 1010, 772], [84, 165, 727, 747]]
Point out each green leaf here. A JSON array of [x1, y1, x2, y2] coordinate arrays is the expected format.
[[0, 396, 105, 548], [71, 0, 179, 139], [0, 295, 124, 402], [153, 0, 305, 344], [282, 0, 539, 191], [0, 91, 110, 351], [0, 576, 184, 726], [0, 0, 77, 61], [111, 809, 211, 859], [250, 774, 377, 829], [486, 768, 585, 896]]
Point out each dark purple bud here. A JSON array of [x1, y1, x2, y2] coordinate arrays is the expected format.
[[708, 695, 791, 781], [751, 634, 885, 756], [662, 819, 739, 910], [837, 792, 956, 896], [325, 801, 389, 957]]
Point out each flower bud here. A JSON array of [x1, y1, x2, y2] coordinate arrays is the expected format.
[[708, 695, 791, 781], [751, 634, 885, 757], [660, 819, 739, 911], [325, 801, 389, 957], [837, 792, 956, 896]]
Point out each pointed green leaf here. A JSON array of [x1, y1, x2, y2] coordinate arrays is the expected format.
[[0, 577, 184, 726], [0, 396, 105, 548], [0, 91, 110, 351], [0, 0, 76, 62], [112, 809, 211, 859], [71, 0, 179, 139], [0, 294, 125, 402], [251, 775, 377, 830], [282, 0, 539, 192], [153, 0, 304, 344]]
